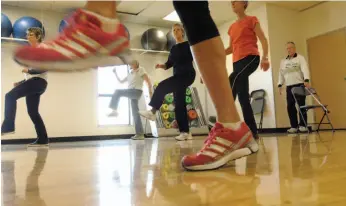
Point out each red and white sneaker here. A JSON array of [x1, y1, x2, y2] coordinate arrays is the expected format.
[[13, 9, 132, 72], [181, 122, 259, 171]]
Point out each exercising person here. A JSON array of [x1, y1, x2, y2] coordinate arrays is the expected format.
[[14, 0, 261, 171], [2, 27, 49, 147], [278, 41, 310, 133], [225, 1, 270, 139], [139, 23, 196, 141], [108, 60, 153, 140]]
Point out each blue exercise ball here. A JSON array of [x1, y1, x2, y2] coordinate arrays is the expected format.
[[141, 28, 167, 51], [13, 16, 45, 40], [59, 19, 68, 32], [1, 13, 13, 37], [124, 25, 130, 40], [58, 11, 75, 33], [166, 30, 176, 51]]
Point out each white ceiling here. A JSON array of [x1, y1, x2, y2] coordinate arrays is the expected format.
[[1, 1, 324, 27]]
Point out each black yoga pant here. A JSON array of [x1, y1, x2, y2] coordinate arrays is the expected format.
[[173, 1, 219, 46], [230, 55, 260, 136], [150, 73, 195, 133]]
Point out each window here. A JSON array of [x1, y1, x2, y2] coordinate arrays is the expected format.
[[97, 65, 130, 126]]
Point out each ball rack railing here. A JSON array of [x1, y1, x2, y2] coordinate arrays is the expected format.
[[1, 37, 170, 55]]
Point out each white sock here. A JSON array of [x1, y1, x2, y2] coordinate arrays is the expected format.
[[83, 10, 119, 33], [219, 121, 242, 131]]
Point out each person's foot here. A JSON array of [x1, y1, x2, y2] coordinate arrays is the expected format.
[[131, 134, 145, 140], [287, 128, 298, 133], [1, 127, 15, 136], [108, 110, 119, 117], [139, 110, 156, 121], [175, 132, 193, 141], [13, 9, 132, 72], [181, 122, 258, 171], [1, 130, 15, 136], [27, 139, 49, 147], [298, 126, 308, 133]]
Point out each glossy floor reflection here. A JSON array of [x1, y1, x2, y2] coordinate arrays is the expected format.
[[2, 131, 345, 206]]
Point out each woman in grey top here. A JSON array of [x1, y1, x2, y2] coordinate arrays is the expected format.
[[108, 60, 153, 140]]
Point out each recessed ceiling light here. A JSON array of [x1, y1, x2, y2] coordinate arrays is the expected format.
[[163, 10, 180, 22]]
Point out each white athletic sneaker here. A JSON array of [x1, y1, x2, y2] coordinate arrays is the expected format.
[[139, 110, 156, 121], [1, 131, 15, 136], [108, 110, 118, 117], [299, 126, 308, 133], [287, 128, 298, 133], [131, 134, 145, 140], [175, 133, 193, 141]]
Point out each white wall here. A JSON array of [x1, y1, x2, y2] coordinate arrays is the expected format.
[[207, 4, 276, 128], [1, 5, 207, 140], [266, 4, 307, 128], [299, 1, 346, 54]]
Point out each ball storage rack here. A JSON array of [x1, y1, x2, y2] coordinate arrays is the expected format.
[[143, 85, 209, 138]]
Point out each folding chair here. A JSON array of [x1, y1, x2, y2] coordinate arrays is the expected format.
[[250, 89, 266, 130], [208, 116, 217, 131], [291, 86, 335, 133]]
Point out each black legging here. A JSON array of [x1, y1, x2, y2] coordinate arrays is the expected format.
[[230, 55, 260, 136], [149, 72, 195, 133], [1, 77, 48, 141], [286, 83, 307, 128], [173, 1, 219, 46]]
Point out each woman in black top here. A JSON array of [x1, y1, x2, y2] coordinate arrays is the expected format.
[[1, 27, 49, 147], [139, 23, 196, 141]]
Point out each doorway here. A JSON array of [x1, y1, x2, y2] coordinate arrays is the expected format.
[[307, 28, 346, 129]]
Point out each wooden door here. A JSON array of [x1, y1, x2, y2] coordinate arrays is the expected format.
[[307, 28, 346, 129]]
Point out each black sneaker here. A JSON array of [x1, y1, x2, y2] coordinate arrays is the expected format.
[[27, 139, 49, 147]]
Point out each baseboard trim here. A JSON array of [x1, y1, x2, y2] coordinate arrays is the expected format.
[[2, 128, 344, 145], [208, 125, 314, 134], [258, 128, 291, 133], [1, 133, 154, 145]]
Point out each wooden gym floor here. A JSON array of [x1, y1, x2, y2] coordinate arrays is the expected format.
[[1, 131, 345, 206]]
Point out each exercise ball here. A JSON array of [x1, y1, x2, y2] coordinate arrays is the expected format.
[[13, 16, 45, 40], [59, 19, 68, 32], [166, 30, 176, 51], [1, 13, 13, 37], [141, 28, 167, 51], [58, 10, 75, 33], [124, 24, 130, 40]]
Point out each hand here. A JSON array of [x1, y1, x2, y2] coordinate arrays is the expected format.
[[37, 43, 48, 48], [279, 87, 282, 95], [260, 57, 270, 71], [22, 68, 29, 73], [304, 82, 310, 88], [155, 64, 165, 69]]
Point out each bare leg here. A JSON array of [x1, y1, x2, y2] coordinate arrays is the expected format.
[[85, 1, 118, 18], [191, 37, 240, 123], [174, 1, 258, 171]]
